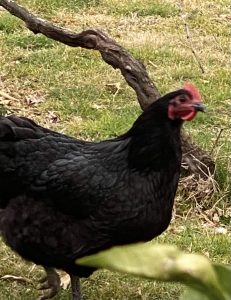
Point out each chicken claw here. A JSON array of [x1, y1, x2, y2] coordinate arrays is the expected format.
[[37, 267, 60, 300], [70, 275, 83, 300]]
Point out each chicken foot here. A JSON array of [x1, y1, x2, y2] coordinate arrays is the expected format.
[[70, 274, 82, 300], [37, 267, 61, 300]]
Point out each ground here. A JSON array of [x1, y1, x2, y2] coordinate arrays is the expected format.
[[0, 0, 230, 299]]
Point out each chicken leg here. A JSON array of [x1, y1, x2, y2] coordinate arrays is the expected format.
[[38, 267, 60, 300], [70, 274, 82, 300]]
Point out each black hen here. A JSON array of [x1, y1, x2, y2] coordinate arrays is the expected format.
[[0, 83, 204, 299]]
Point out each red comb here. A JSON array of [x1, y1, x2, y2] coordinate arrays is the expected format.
[[183, 82, 202, 100]]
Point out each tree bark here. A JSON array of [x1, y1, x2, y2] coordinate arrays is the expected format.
[[0, 0, 215, 179]]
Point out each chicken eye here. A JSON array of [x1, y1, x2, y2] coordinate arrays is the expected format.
[[179, 96, 187, 103]]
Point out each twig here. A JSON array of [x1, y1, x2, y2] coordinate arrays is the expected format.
[[209, 128, 224, 155], [178, 0, 205, 74], [212, 34, 225, 53], [0, 90, 20, 101], [0, 274, 33, 284], [209, 127, 231, 155]]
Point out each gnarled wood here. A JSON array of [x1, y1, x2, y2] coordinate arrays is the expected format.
[[0, 0, 215, 179]]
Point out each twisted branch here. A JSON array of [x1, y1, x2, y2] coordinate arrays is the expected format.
[[0, 0, 215, 178]]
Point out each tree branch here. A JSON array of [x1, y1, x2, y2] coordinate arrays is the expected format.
[[0, 0, 160, 110], [0, 0, 215, 179]]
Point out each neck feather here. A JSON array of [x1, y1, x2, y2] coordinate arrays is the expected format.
[[119, 109, 183, 171]]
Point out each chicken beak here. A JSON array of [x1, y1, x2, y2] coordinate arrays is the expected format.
[[192, 102, 206, 112]]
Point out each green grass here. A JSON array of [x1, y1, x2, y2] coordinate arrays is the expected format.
[[17, 0, 100, 15], [5, 34, 55, 50], [0, 0, 230, 299], [0, 14, 23, 33], [98, 0, 179, 17]]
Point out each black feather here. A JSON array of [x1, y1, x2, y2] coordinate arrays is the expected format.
[[0, 90, 189, 280]]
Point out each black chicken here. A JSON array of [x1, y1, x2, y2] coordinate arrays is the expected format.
[[0, 83, 204, 299]]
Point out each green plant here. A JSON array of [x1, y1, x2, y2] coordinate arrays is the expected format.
[[77, 243, 231, 300]]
